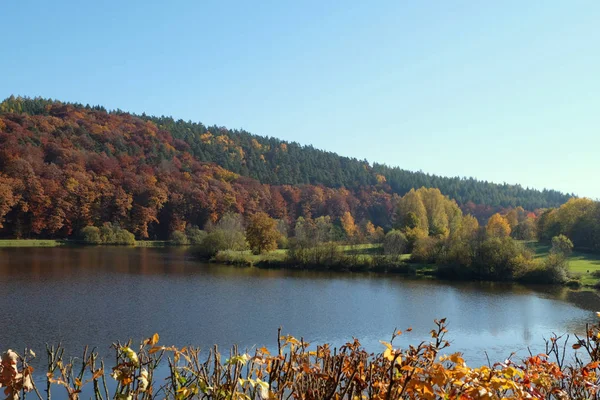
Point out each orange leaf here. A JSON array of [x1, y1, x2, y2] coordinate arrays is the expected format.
[[92, 369, 104, 380], [149, 346, 164, 354]]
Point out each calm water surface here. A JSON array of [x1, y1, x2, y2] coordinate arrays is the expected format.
[[1, 246, 599, 370]]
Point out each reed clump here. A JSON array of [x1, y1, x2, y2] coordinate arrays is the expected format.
[[3, 318, 600, 399]]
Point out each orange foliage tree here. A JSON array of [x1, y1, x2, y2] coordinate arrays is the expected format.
[[340, 211, 358, 239]]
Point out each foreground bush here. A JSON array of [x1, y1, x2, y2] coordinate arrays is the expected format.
[[246, 212, 281, 254], [287, 240, 343, 266], [383, 229, 408, 259], [169, 230, 190, 245], [197, 213, 248, 257], [5, 318, 600, 399], [185, 226, 207, 245], [169, 227, 208, 246]]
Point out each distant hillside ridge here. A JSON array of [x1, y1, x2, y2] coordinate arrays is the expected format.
[[146, 117, 572, 210], [0, 96, 573, 211]]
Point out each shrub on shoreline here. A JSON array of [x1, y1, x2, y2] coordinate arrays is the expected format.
[[80, 223, 135, 245]]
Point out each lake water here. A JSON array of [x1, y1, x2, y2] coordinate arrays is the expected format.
[[1, 246, 599, 373]]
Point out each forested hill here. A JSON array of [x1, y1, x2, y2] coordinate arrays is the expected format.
[[145, 116, 571, 210], [1, 96, 572, 210], [0, 96, 572, 239]]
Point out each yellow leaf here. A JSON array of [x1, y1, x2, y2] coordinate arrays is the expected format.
[[504, 367, 524, 379], [151, 333, 159, 346], [449, 353, 465, 365], [379, 341, 393, 351], [383, 348, 394, 361]]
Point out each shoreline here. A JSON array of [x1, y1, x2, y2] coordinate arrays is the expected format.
[[207, 253, 597, 289], [2, 239, 599, 289], [0, 239, 177, 248]]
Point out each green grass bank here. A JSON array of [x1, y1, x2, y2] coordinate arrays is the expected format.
[[0, 239, 65, 247], [0, 239, 176, 248], [526, 241, 600, 286], [213, 241, 600, 287]]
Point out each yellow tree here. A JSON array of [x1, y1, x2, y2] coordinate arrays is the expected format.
[[453, 214, 480, 242], [444, 199, 464, 235], [395, 189, 428, 232], [418, 188, 449, 237], [486, 213, 511, 238], [340, 211, 358, 239], [246, 212, 281, 254], [555, 198, 596, 234]]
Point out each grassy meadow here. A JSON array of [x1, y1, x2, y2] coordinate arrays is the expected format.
[[211, 242, 429, 276], [526, 241, 600, 286]]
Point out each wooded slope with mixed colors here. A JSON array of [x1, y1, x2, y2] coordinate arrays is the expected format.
[[0, 96, 574, 240], [143, 118, 570, 210]]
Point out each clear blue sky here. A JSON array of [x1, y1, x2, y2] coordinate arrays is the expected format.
[[2, 1, 599, 199]]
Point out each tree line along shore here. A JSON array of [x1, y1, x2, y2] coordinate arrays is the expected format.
[[3, 188, 600, 288]]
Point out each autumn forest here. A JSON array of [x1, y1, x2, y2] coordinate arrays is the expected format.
[[0, 96, 575, 239]]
